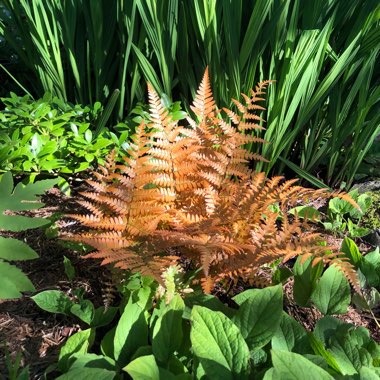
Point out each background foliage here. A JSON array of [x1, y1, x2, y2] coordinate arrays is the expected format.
[[0, 0, 379, 186]]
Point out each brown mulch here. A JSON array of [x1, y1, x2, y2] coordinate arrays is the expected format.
[[0, 188, 379, 379], [0, 188, 109, 379]]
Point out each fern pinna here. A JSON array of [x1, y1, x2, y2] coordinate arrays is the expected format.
[[65, 68, 359, 293]]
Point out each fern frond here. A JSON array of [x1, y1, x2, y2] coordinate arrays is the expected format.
[[64, 69, 359, 294]]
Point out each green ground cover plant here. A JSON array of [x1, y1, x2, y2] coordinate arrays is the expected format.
[[29, 267, 380, 379]]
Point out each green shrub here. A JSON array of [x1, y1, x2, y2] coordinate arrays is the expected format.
[[0, 93, 130, 183]]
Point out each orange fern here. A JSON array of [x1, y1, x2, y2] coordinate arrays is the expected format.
[[63, 68, 359, 292]]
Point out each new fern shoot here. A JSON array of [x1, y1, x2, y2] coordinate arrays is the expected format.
[[64, 68, 359, 293]]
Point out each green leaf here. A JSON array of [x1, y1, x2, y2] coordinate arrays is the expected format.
[[101, 327, 115, 359], [191, 306, 250, 379], [184, 292, 236, 319], [90, 306, 118, 328], [69, 353, 116, 371], [58, 329, 95, 372], [341, 238, 362, 267], [271, 350, 334, 379], [32, 290, 73, 314], [233, 284, 283, 349], [0, 237, 39, 261], [308, 333, 343, 374], [0, 172, 13, 198], [56, 367, 116, 380], [272, 267, 293, 285], [293, 256, 323, 307], [0, 172, 58, 231], [113, 299, 148, 366], [124, 355, 159, 379], [271, 312, 311, 354], [311, 265, 351, 315], [152, 294, 185, 363], [0, 262, 35, 298], [63, 256, 75, 281], [288, 206, 321, 221], [70, 300, 95, 325], [123, 354, 176, 380], [327, 325, 378, 375]]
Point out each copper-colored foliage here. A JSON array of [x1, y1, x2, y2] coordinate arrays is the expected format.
[[64, 68, 359, 292]]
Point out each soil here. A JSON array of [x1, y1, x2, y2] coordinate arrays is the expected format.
[[0, 188, 379, 379]]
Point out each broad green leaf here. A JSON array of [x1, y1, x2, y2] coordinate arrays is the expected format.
[[32, 290, 73, 315], [0, 172, 58, 231], [293, 256, 323, 307], [0, 237, 39, 261], [123, 354, 177, 380], [0, 261, 35, 298], [288, 206, 321, 221], [233, 285, 283, 349], [90, 306, 118, 328], [101, 327, 116, 359], [191, 306, 250, 379], [184, 292, 236, 319], [328, 325, 379, 375], [308, 333, 344, 374], [69, 353, 115, 371], [114, 299, 148, 366], [358, 367, 380, 379], [58, 329, 95, 372], [152, 294, 184, 363], [341, 238, 362, 267], [0, 171, 13, 198], [314, 317, 345, 345], [271, 312, 310, 354], [56, 367, 115, 380], [70, 300, 95, 325], [271, 350, 334, 379], [272, 267, 293, 284], [311, 265, 351, 315]]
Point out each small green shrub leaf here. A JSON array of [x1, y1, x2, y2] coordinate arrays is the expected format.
[[63, 256, 75, 281], [288, 206, 321, 221], [90, 306, 118, 328], [58, 329, 95, 372], [191, 306, 250, 379], [69, 353, 116, 371], [0, 261, 35, 298], [293, 256, 323, 307], [152, 294, 185, 363], [70, 300, 95, 325], [311, 265, 351, 315], [233, 285, 283, 349], [271, 350, 334, 379], [101, 327, 115, 359], [271, 312, 311, 354], [114, 299, 148, 366], [32, 290, 73, 315], [0, 237, 39, 261], [55, 367, 115, 380], [123, 354, 177, 380], [341, 237, 362, 267], [184, 292, 236, 319]]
